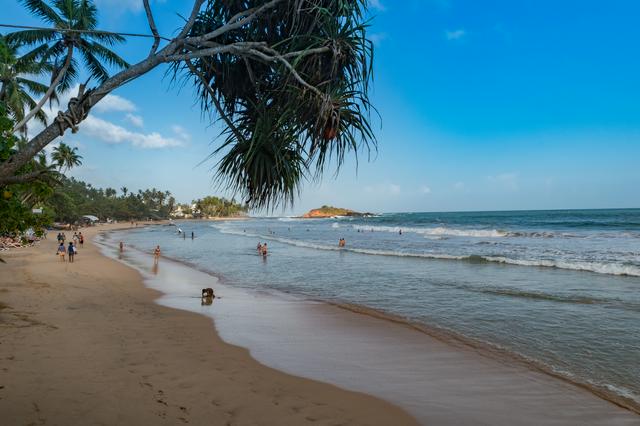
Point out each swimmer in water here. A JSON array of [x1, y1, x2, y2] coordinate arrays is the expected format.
[[261, 243, 268, 256]]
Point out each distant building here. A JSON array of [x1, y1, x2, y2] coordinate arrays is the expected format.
[[171, 205, 185, 218]]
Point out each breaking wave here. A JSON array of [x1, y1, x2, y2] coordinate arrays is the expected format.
[[212, 225, 640, 277]]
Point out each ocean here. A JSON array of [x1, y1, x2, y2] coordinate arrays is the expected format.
[[102, 208, 640, 410]]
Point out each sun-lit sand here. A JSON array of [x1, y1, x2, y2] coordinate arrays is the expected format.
[[0, 224, 416, 425]]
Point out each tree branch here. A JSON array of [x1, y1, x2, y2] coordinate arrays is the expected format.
[[12, 45, 73, 133], [176, 0, 205, 40], [247, 47, 324, 98], [1, 169, 51, 185], [0, 0, 337, 187], [186, 60, 247, 145], [143, 0, 160, 55], [186, 0, 285, 45]]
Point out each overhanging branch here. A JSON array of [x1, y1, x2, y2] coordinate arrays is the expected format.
[[143, 0, 161, 55]]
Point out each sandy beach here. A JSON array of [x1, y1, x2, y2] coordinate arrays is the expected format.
[[0, 224, 416, 425]]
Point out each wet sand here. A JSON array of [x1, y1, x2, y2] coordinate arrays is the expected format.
[[96, 228, 640, 425], [0, 224, 416, 425]]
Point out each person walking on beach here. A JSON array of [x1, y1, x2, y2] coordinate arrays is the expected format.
[[79, 232, 84, 248], [57, 242, 66, 262], [68, 242, 76, 263], [153, 245, 161, 264]]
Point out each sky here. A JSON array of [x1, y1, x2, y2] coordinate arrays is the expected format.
[[5, 0, 640, 214]]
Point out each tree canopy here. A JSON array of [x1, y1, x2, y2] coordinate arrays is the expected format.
[[0, 0, 376, 211]]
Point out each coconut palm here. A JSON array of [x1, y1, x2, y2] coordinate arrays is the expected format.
[[120, 186, 128, 196], [8, 0, 129, 131], [51, 142, 82, 172], [0, 36, 53, 132]]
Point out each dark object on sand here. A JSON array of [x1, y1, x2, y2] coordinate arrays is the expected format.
[[201, 288, 215, 306]]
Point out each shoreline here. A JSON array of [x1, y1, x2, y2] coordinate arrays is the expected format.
[[101, 224, 639, 424], [0, 223, 417, 425], [328, 301, 640, 415], [112, 223, 640, 415]]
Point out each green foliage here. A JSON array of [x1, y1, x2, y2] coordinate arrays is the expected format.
[[0, 35, 51, 132], [192, 195, 247, 218], [173, 0, 375, 210], [0, 102, 58, 235], [46, 177, 177, 223], [51, 142, 82, 171], [7, 0, 129, 93], [313, 205, 354, 215]]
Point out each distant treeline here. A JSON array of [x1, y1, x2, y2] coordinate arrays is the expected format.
[[49, 177, 247, 223]]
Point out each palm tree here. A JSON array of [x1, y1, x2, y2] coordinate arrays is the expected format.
[[0, 36, 53, 133], [51, 142, 82, 172], [120, 186, 128, 197], [8, 0, 129, 131]]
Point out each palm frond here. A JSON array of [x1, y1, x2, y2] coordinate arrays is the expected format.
[[21, 0, 64, 26]]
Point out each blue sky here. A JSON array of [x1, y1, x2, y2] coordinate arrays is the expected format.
[[6, 0, 640, 214]]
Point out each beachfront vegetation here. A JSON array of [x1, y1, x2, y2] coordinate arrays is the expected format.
[[193, 196, 247, 218], [0, 104, 59, 236], [0, 0, 376, 211], [48, 177, 176, 223]]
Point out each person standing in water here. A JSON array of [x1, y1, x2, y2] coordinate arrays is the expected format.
[[153, 245, 161, 264], [191, 231, 194, 240], [119, 241, 124, 252], [261, 243, 268, 257]]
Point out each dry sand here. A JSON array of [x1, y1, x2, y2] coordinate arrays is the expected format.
[[0, 224, 416, 425]]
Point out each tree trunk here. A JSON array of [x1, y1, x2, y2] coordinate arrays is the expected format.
[[12, 46, 74, 133]]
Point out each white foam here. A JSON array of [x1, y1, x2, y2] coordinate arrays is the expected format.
[[213, 224, 640, 277], [353, 224, 507, 238]]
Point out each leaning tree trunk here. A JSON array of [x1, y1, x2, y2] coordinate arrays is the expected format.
[[12, 46, 73, 133]]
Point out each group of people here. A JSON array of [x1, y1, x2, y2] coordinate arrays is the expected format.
[[338, 238, 346, 247], [256, 242, 268, 257], [56, 231, 83, 263]]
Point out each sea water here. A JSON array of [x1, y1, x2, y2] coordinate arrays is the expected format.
[[108, 209, 640, 409]]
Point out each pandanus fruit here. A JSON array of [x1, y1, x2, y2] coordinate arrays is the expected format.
[[322, 107, 340, 140]]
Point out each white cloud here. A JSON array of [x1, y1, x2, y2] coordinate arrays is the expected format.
[[445, 29, 467, 41], [369, 0, 386, 11], [82, 116, 184, 149], [419, 185, 432, 194], [125, 113, 144, 128], [171, 125, 191, 142], [94, 93, 137, 113]]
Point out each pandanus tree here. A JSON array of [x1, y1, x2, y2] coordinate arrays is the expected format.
[[0, 0, 376, 211], [7, 0, 129, 132]]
